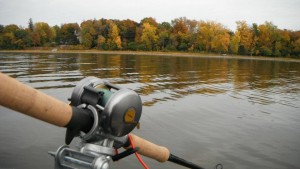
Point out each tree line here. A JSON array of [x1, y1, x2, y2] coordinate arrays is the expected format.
[[0, 17, 300, 57]]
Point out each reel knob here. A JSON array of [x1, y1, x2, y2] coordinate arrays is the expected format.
[[103, 88, 142, 136]]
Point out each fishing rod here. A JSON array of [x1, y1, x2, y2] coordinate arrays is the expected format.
[[0, 72, 220, 169]]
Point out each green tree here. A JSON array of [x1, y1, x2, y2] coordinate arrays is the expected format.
[[52, 25, 61, 44], [81, 33, 93, 48], [0, 25, 4, 33], [0, 24, 32, 49], [0, 25, 3, 49], [157, 22, 172, 50], [1, 25, 19, 49], [292, 38, 300, 57], [119, 19, 137, 49], [80, 20, 97, 48], [60, 23, 80, 45], [278, 30, 292, 57]]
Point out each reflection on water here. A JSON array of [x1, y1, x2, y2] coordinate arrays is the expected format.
[[1, 53, 300, 108], [0, 53, 300, 169]]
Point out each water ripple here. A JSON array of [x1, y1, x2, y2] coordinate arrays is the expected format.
[[1, 53, 300, 109]]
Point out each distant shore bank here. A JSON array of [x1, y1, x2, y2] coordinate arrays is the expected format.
[[1, 50, 299, 62]]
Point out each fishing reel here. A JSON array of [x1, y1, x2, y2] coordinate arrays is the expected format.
[[50, 77, 142, 169]]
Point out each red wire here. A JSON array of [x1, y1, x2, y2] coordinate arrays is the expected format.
[[128, 134, 150, 169]]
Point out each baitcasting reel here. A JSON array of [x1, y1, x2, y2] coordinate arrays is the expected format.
[[49, 77, 142, 169]]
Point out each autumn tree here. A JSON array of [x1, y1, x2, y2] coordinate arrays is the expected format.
[[255, 22, 279, 56], [140, 22, 158, 50], [133, 18, 159, 50], [1, 17, 300, 57], [196, 21, 212, 52], [97, 35, 106, 49], [235, 21, 253, 55], [106, 21, 122, 50], [212, 28, 230, 53], [250, 23, 259, 56], [171, 18, 190, 51], [197, 21, 230, 53], [230, 31, 240, 54], [141, 17, 158, 27], [32, 22, 55, 46], [179, 17, 198, 51]]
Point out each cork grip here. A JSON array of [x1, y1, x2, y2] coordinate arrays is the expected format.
[[129, 134, 170, 162], [0, 72, 72, 127]]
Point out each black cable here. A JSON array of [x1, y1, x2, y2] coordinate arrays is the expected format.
[[112, 147, 139, 161], [168, 154, 205, 169]]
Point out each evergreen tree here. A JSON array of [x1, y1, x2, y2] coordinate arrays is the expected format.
[[28, 18, 34, 31]]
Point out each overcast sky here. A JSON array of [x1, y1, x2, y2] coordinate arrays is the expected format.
[[0, 0, 299, 31]]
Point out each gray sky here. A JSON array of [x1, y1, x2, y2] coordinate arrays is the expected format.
[[0, 0, 299, 31]]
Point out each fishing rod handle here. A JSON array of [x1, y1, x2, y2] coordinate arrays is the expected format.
[[128, 134, 170, 162], [0, 72, 72, 127]]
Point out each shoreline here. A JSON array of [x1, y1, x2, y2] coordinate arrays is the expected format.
[[1, 49, 299, 62]]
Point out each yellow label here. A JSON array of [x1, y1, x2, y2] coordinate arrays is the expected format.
[[124, 108, 136, 123]]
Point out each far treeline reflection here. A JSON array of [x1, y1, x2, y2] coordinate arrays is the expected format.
[[1, 17, 300, 58], [14, 54, 300, 99]]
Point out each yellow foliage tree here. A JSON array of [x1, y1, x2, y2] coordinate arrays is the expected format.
[[97, 35, 106, 49], [33, 22, 54, 46], [235, 21, 254, 54], [230, 32, 241, 54], [141, 22, 158, 50], [197, 21, 230, 53], [107, 22, 122, 50], [257, 22, 278, 56]]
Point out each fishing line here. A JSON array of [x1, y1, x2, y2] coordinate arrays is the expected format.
[[128, 134, 150, 169]]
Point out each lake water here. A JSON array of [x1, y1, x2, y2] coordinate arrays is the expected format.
[[0, 53, 300, 169]]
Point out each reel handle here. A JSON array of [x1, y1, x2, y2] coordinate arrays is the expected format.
[[0, 72, 72, 127], [128, 134, 170, 162]]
